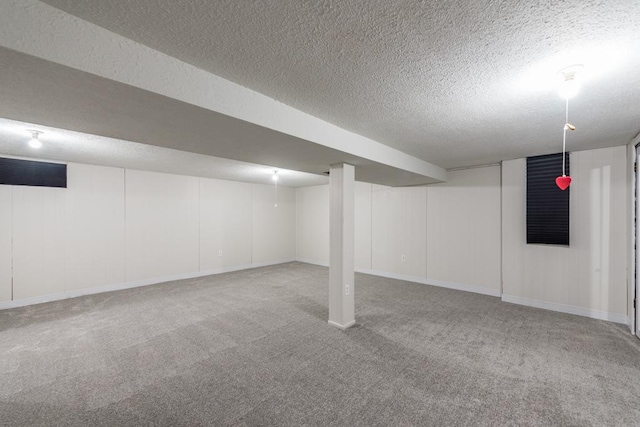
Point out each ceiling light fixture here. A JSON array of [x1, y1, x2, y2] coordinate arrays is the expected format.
[[557, 65, 583, 99], [28, 130, 43, 149]]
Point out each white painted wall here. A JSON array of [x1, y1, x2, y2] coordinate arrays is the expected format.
[[427, 166, 502, 292], [0, 162, 296, 306], [251, 183, 296, 265], [64, 163, 125, 292], [295, 167, 502, 295], [627, 140, 636, 332], [295, 182, 372, 270], [12, 185, 66, 299], [295, 185, 329, 266], [372, 185, 427, 277], [125, 170, 200, 282], [0, 186, 11, 302], [200, 178, 252, 271], [502, 146, 627, 322], [354, 182, 373, 271], [295, 154, 630, 322]]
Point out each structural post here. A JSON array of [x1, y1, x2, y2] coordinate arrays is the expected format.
[[328, 163, 355, 329]]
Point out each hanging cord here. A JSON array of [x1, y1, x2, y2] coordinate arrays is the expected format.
[[562, 97, 569, 176], [274, 177, 278, 208]]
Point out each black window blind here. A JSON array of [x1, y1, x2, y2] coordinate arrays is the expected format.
[[526, 153, 569, 246], [0, 157, 67, 188]]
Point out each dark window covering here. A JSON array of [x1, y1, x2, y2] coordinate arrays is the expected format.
[[0, 157, 67, 188], [526, 153, 569, 246]]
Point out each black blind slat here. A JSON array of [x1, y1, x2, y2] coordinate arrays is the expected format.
[[526, 153, 569, 246], [0, 157, 67, 188]]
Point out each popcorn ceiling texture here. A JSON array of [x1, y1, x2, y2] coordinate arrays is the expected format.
[[39, 0, 640, 168]]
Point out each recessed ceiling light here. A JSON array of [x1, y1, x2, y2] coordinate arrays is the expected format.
[[28, 130, 43, 149]]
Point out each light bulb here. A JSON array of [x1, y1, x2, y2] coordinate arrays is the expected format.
[[272, 171, 279, 181], [28, 131, 42, 149], [558, 78, 579, 99], [557, 65, 583, 99]]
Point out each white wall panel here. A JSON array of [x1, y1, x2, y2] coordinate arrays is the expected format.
[[371, 185, 427, 277], [200, 178, 252, 271], [354, 182, 372, 271], [125, 170, 199, 282], [295, 185, 329, 265], [12, 186, 65, 299], [64, 163, 125, 292], [0, 186, 12, 302], [502, 146, 627, 317], [427, 166, 501, 290], [252, 184, 295, 264]]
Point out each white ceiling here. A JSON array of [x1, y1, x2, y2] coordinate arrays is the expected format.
[[0, 117, 328, 187], [35, 0, 640, 169], [0, 45, 441, 186]]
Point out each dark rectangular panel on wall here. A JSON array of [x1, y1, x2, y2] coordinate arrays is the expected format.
[[526, 153, 569, 245], [0, 157, 67, 188]]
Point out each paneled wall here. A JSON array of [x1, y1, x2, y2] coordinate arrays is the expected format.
[[125, 170, 200, 282], [0, 186, 12, 302], [12, 186, 66, 299], [295, 185, 329, 266], [64, 164, 125, 291], [295, 182, 374, 271], [371, 185, 428, 278], [354, 182, 372, 271], [502, 146, 627, 321], [295, 153, 628, 322], [296, 166, 503, 295], [427, 166, 501, 291], [252, 183, 296, 265], [0, 162, 296, 305], [200, 179, 252, 271]]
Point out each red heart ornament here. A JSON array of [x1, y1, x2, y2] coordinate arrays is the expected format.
[[555, 175, 572, 190]]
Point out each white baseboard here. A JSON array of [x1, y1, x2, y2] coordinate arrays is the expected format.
[[294, 258, 501, 297], [358, 269, 502, 297], [0, 258, 296, 311], [328, 319, 356, 330], [295, 258, 329, 268], [501, 294, 629, 324]]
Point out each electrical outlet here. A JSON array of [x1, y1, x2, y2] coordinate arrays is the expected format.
[[218, 250, 223, 257], [345, 284, 350, 295], [401, 254, 406, 262]]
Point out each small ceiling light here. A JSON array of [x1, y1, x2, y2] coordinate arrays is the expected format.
[[28, 130, 43, 149], [557, 65, 583, 99], [272, 170, 279, 207]]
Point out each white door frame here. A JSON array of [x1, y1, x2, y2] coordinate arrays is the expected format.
[[630, 146, 640, 338]]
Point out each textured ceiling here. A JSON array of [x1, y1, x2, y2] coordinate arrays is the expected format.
[[0, 117, 328, 187], [39, 0, 640, 169], [0, 46, 440, 186]]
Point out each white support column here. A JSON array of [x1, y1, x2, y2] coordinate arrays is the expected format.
[[328, 163, 355, 329]]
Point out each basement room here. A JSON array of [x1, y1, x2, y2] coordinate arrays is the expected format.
[[1, 0, 639, 425]]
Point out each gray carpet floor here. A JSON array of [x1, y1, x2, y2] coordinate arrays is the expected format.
[[1, 262, 640, 426]]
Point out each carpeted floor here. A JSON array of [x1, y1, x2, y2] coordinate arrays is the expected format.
[[1, 262, 639, 426]]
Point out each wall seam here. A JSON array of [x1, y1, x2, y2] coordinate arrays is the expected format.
[[499, 162, 504, 296], [425, 185, 428, 279], [250, 185, 254, 265], [123, 169, 127, 284], [370, 183, 373, 270], [198, 178, 201, 272], [10, 186, 14, 301]]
